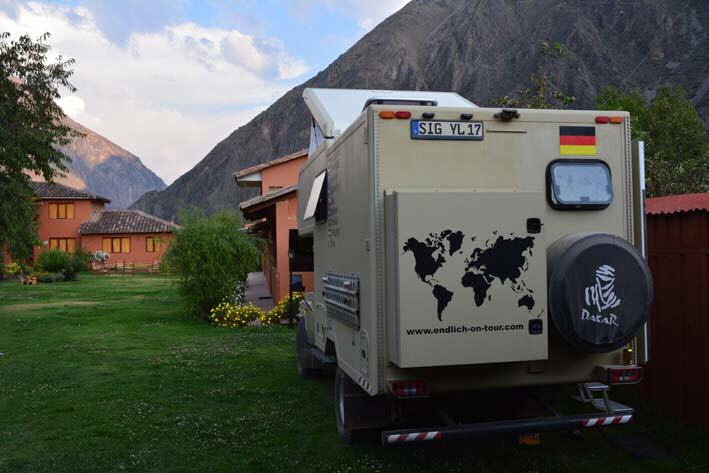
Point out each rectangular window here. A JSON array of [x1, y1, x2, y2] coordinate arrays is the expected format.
[[103, 237, 131, 253], [121, 237, 130, 253], [547, 160, 613, 210], [48, 203, 75, 219], [146, 237, 162, 253], [48, 238, 76, 253]]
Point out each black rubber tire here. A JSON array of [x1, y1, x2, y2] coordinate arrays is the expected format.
[[334, 368, 371, 444], [296, 317, 321, 379]]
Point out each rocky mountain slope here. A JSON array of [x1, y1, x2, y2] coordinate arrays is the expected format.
[[50, 116, 166, 208], [131, 0, 709, 220]]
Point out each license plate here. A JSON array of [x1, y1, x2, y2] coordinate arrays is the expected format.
[[410, 120, 484, 140]]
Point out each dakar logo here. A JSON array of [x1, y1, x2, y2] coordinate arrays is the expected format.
[[581, 265, 621, 327]]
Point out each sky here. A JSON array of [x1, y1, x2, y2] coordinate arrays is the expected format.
[[0, 0, 409, 183]]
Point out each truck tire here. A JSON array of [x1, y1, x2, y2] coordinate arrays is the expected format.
[[335, 368, 370, 444], [548, 232, 653, 353], [296, 317, 321, 379]]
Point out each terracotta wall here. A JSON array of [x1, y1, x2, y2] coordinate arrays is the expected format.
[[81, 233, 173, 265], [272, 194, 313, 301], [260, 156, 306, 194], [34, 199, 104, 256]]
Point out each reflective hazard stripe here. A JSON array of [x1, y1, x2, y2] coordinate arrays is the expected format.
[[386, 431, 442, 443], [582, 415, 632, 428]]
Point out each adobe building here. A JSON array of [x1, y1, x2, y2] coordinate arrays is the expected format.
[[235, 149, 313, 301], [3, 182, 176, 266]]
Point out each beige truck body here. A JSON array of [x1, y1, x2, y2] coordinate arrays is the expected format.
[[298, 93, 644, 398]]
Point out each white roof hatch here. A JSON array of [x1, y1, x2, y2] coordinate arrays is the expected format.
[[303, 88, 476, 142]]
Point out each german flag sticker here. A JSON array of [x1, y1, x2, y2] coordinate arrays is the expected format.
[[560, 126, 596, 155]]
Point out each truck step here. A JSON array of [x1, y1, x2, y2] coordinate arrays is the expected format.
[[310, 347, 336, 366], [585, 382, 610, 392]]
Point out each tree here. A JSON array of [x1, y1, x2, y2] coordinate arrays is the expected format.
[[596, 85, 709, 197], [494, 41, 576, 109], [0, 32, 78, 260], [162, 208, 261, 319]]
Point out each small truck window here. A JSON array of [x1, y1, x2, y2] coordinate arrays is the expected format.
[[304, 170, 327, 222], [547, 160, 613, 210]]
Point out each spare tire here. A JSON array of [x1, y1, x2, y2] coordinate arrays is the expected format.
[[547, 232, 653, 353]]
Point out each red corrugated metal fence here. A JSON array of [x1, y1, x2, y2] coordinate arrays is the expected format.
[[642, 201, 709, 429]]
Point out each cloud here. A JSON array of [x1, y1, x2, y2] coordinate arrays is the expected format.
[[57, 94, 85, 116], [0, 2, 309, 183]]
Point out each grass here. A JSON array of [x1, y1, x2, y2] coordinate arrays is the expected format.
[[0, 274, 707, 472]]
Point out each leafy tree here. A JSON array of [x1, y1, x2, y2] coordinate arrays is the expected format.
[[494, 41, 576, 109], [163, 208, 261, 319], [596, 85, 709, 196], [0, 32, 78, 260]]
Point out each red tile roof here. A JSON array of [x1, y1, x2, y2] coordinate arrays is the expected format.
[[31, 181, 111, 203], [233, 149, 307, 180], [645, 192, 709, 215], [79, 210, 179, 235]]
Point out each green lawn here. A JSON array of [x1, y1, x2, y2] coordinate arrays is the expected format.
[[0, 275, 707, 472]]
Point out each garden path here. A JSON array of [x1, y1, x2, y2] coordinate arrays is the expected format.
[[243, 271, 275, 311]]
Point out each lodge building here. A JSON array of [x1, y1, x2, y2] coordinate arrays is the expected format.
[[2, 182, 176, 266]]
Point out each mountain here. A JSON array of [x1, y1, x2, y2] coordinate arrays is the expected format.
[[131, 0, 709, 220], [51, 116, 166, 209]]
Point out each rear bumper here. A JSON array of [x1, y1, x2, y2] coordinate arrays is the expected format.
[[383, 407, 633, 445]]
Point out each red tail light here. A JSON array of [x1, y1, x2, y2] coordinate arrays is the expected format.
[[607, 366, 642, 385], [595, 116, 610, 123], [389, 380, 429, 399], [395, 111, 412, 119]]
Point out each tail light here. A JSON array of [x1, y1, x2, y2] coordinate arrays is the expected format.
[[389, 379, 429, 399], [379, 111, 412, 120], [606, 366, 642, 385]]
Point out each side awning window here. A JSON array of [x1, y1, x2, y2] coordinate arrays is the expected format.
[[308, 119, 325, 156], [303, 170, 327, 222]]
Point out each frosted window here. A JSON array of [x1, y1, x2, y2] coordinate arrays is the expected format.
[[549, 161, 613, 208]]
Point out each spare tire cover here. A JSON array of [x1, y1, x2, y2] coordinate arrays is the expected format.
[[548, 233, 653, 353]]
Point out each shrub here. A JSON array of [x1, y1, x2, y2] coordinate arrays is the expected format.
[[63, 251, 89, 281], [4, 262, 23, 277], [90, 251, 110, 265], [36, 249, 88, 281], [163, 208, 260, 318], [261, 292, 303, 326], [36, 272, 64, 283], [209, 301, 264, 328], [37, 249, 70, 273]]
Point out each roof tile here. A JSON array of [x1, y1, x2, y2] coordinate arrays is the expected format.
[[79, 210, 179, 235], [31, 181, 111, 203]]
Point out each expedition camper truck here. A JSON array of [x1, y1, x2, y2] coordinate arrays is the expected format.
[[295, 88, 653, 444]]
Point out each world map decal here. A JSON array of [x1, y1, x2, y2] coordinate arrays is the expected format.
[[402, 230, 536, 321]]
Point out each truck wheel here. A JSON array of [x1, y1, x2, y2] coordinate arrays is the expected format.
[[335, 368, 371, 444], [296, 317, 320, 379]]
